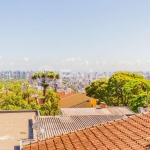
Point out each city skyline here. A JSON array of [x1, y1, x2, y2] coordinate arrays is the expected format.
[[0, 1, 150, 71]]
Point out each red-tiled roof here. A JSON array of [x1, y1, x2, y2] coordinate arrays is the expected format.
[[23, 112, 150, 150]]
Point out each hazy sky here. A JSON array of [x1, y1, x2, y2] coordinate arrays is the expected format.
[[0, 1, 150, 71]]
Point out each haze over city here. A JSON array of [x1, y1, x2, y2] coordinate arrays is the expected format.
[[0, 1, 150, 71]]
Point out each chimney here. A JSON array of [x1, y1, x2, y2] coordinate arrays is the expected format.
[[100, 102, 107, 108]]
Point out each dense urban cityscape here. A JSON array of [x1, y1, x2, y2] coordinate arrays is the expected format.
[[1, 70, 150, 93]]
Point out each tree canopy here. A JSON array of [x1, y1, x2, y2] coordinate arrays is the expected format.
[[40, 90, 60, 116], [0, 80, 60, 116], [32, 72, 60, 96], [85, 72, 150, 112]]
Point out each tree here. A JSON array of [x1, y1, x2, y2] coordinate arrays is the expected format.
[[0, 79, 60, 115], [8, 83, 22, 95], [0, 92, 40, 111], [123, 79, 150, 112], [22, 82, 37, 104], [107, 72, 144, 106], [32, 72, 60, 96], [0, 80, 40, 111], [85, 78, 108, 104], [0, 94, 31, 110], [0, 84, 3, 91], [40, 90, 60, 116], [85, 72, 149, 112]]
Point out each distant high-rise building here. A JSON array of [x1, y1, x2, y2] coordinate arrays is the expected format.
[[4, 71, 12, 79], [22, 71, 26, 79], [0, 71, 4, 79]]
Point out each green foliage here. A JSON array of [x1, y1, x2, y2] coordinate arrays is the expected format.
[[8, 83, 22, 95], [0, 94, 31, 110], [85, 72, 150, 112], [0, 80, 60, 115], [40, 101, 60, 116], [40, 90, 60, 116], [0, 84, 3, 90], [45, 90, 60, 103], [22, 82, 37, 104], [0, 79, 25, 86], [129, 93, 147, 113], [85, 78, 108, 105], [122, 79, 150, 112], [30, 103, 41, 110], [107, 72, 144, 106], [32, 72, 60, 96]]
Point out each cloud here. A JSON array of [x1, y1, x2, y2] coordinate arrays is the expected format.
[[2, 58, 150, 72], [66, 58, 76, 62], [21, 57, 28, 62], [84, 61, 89, 65], [62, 57, 81, 63], [9, 62, 15, 66], [102, 61, 106, 65], [93, 61, 99, 65], [0, 56, 2, 60], [59, 69, 71, 72], [77, 57, 81, 61]]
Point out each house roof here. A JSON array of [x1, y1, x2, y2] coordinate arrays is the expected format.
[[60, 107, 135, 116], [69, 100, 90, 108], [57, 92, 76, 99], [58, 93, 91, 108], [37, 92, 76, 106], [31, 115, 125, 139], [0, 110, 38, 150], [23, 112, 150, 150]]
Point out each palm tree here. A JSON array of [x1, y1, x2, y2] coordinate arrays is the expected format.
[[32, 72, 60, 96], [40, 90, 60, 116]]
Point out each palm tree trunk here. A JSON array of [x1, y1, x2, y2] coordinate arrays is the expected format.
[[43, 87, 46, 96]]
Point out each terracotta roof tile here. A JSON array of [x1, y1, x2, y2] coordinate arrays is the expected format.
[[23, 112, 150, 150]]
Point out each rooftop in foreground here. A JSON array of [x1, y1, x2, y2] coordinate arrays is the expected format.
[[23, 112, 150, 150], [0, 110, 38, 150], [60, 107, 135, 116], [33, 115, 126, 139]]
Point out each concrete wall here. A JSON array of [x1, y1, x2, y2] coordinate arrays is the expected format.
[[0, 111, 38, 150]]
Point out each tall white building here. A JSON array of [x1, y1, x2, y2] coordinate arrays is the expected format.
[[4, 71, 12, 79]]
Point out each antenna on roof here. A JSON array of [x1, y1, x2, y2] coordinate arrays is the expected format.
[[32, 122, 45, 140]]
